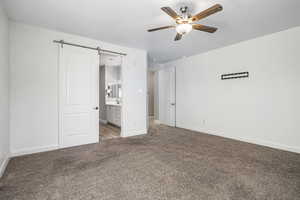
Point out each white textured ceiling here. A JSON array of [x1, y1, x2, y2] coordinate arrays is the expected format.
[[3, 0, 300, 63]]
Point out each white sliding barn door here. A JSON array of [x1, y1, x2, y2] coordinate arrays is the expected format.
[[59, 45, 99, 148], [159, 67, 176, 127]]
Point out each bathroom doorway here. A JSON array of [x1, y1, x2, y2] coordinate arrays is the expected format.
[[99, 53, 122, 140]]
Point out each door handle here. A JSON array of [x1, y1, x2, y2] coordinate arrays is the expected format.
[[94, 107, 99, 110], [171, 103, 175, 106]]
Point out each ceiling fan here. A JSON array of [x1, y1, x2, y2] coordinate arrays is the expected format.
[[148, 4, 223, 41]]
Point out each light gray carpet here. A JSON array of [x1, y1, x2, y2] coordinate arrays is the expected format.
[[1, 124, 300, 200]]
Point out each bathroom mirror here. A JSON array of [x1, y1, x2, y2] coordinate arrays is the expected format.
[[106, 83, 122, 99]]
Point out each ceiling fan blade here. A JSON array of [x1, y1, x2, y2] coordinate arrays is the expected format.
[[161, 7, 181, 20], [192, 24, 218, 33], [148, 25, 175, 32], [174, 33, 182, 41], [191, 4, 223, 22]]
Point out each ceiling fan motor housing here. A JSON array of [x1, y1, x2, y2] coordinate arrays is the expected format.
[[179, 6, 191, 20], [180, 6, 188, 14]]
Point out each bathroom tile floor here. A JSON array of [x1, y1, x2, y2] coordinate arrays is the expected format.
[[99, 123, 120, 140]]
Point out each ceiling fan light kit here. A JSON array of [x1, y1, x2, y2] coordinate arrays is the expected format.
[[176, 23, 193, 35], [148, 4, 223, 41]]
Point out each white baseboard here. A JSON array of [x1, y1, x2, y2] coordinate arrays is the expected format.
[[180, 126, 300, 154], [99, 119, 107, 124], [10, 145, 59, 157], [225, 135, 300, 154], [0, 155, 10, 178], [122, 129, 147, 138]]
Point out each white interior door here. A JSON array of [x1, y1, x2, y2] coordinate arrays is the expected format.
[[168, 67, 176, 127], [159, 67, 176, 127], [59, 45, 99, 148]]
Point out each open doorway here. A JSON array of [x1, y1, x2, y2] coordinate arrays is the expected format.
[[149, 67, 176, 128], [99, 54, 122, 140], [148, 71, 156, 127]]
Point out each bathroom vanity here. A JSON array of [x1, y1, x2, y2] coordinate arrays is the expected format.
[[106, 103, 121, 127]]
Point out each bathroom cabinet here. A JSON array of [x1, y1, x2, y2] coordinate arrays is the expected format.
[[106, 105, 121, 127]]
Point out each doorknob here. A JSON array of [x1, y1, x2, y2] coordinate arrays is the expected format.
[[94, 107, 99, 110], [171, 103, 175, 106]]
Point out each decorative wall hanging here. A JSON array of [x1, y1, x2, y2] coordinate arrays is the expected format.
[[221, 72, 249, 80]]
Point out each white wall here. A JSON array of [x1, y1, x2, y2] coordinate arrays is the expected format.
[[164, 27, 300, 153], [106, 65, 121, 83], [0, 2, 10, 177], [9, 22, 147, 156]]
